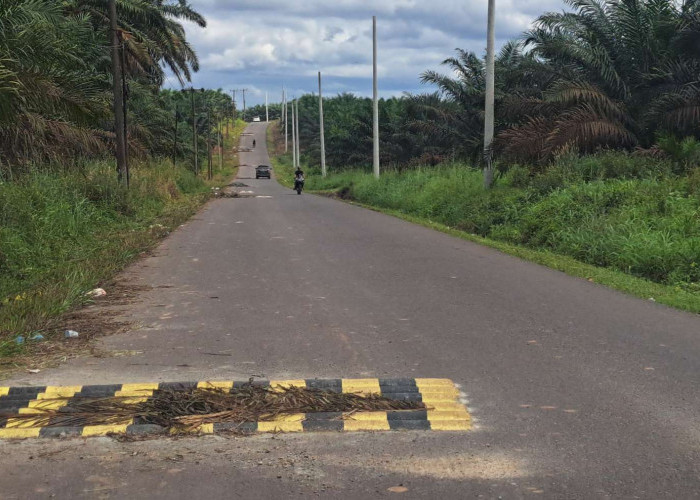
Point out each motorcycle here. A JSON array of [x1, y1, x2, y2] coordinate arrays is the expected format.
[[294, 176, 304, 195]]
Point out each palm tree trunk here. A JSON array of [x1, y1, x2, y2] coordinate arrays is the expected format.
[[108, 0, 127, 184]]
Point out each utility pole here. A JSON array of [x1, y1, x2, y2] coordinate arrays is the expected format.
[[265, 92, 269, 122], [318, 72, 326, 177], [240, 88, 248, 121], [225, 97, 230, 139], [206, 101, 213, 180], [483, 0, 496, 189], [372, 15, 380, 179], [229, 89, 237, 128], [291, 98, 297, 168], [284, 89, 288, 153], [295, 98, 300, 167], [119, 35, 130, 187], [108, 0, 127, 184], [217, 110, 223, 171]]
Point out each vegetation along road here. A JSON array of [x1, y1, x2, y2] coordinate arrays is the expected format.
[[1, 123, 699, 498]]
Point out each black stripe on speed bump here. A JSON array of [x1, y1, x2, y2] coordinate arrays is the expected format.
[[213, 422, 258, 433], [387, 410, 428, 421], [302, 411, 344, 431], [387, 409, 430, 430], [305, 379, 342, 393], [75, 384, 122, 397], [6, 386, 46, 397], [158, 381, 197, 391], [126, 424, 164, 435], [379, 379, 418, 392], [389, 419, 431, 430], [0, 400, 34, 411]]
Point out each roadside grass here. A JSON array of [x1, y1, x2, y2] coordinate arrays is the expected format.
[[266, 127, 700, 312], [0, 119, 246, 360], [267, 121, 295, 188]]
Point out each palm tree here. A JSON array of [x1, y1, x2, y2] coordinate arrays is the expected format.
[[65, 0, 206, 85], [499, 0, 694, 163], [420, 42, 553, 163], [0, 0, 107, 170]]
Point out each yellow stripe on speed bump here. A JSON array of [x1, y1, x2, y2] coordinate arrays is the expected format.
[[0, 428, 41, 439], [343, 411, 390, 431], [415, 378, 471, 431], [40, 386, 83, 398], [113, 382, 158, 402], [198, 423, 215, 434], [342, 378, 381, 395], [82, 423, 131, 437], [114, 383, 159, 397], [0, 378, 471, 438], [257, 413, 305, 432], [5, 417, 46, 428], [17, 386, 84, 415]]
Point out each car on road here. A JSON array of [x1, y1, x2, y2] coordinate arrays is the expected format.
[[255, 165, 271, 179], [252, 116, 261, 122]]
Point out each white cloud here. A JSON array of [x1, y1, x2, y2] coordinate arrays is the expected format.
[[172, 0, 567, 104]]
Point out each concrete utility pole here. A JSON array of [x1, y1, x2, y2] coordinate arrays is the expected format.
[[206, 101, 213, 180], [318, 72, 326, 177], [291, 98, 297, 168], [108, 0, 127, 185], [372, 15, 380, 179], [483, 0, 496, 189], [230, 89, 238, 137], [284, 89, 288, 153], [217, 110, 223, 171], [295, 99, 300, 167], [240, 88, 248, 121], [265, 92, 269, 122]]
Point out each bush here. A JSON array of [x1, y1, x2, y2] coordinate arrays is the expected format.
[[0, 159, 207, 302]]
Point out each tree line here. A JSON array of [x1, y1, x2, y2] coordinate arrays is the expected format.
[[0, 0, 238, 177], [291, 0, 700, 173], [4, 0, 700, 177]]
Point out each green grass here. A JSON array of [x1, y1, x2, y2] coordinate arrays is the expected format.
[[267, 123, 295, 188], [268, 141, 700, 313], [0, 119, 247, 358]]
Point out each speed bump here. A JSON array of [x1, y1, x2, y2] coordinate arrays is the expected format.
[[0, 378, 470, 439]]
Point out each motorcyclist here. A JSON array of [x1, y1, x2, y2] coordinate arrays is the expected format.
[[294, 167, 305, 191]]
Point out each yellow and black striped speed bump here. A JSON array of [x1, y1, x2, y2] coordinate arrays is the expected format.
[[0, 378, 470, 439]]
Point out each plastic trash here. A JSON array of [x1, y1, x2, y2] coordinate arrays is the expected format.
[[15, 336, 24, 344], [27, 369, 40, 374], [64, 330, 79, 339], [30, 334, 44, 341], [87, 288, 106, 298]]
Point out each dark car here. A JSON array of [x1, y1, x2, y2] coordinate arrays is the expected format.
[[255, 165, 271, 179]]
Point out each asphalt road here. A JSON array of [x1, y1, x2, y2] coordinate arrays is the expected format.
[[1, 123, 699, 499]]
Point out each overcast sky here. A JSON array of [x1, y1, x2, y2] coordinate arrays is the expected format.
[[170, 0, 565, 106]]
